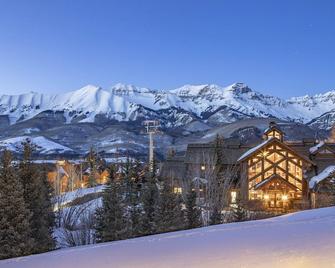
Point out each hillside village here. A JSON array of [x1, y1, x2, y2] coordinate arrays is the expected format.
[[1, 1, 335, 266]]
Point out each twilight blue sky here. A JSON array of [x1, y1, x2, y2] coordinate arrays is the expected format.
[[0, 0, 334, 98]]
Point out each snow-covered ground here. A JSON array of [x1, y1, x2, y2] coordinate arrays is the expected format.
[[54, 185, 105, 208], [0, 136, 73, 154], [1, 207, 335, 268]]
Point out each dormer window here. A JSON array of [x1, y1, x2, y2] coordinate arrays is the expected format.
[[263, 122, 284, 142], [266, 130, 282, 141]]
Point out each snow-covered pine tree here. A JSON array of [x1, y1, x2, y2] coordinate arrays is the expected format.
[[95, 167, 126, 243], [155, 180, 185, 233], [232, 198, 248, 222], [18, 139, 55, 253], [185, 189, 202, 229], [0, 150, 34, 259]]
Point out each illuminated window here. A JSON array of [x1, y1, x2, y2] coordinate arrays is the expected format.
[[173, 187, 182, 194], [231, 191, 237, 203], [266, 130, 282, 141]]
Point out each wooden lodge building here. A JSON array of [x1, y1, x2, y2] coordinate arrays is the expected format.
[[160, 122, 335, 211]]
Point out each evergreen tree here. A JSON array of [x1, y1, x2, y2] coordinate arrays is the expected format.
[[232, 198, 248, 222], [122, 156, 133, 205], [0, 150, 34, 259], [208, 134, 225, 225], [185, 189, 202, 229], [155, 180, 184, 233], [18, 139, 55, 253], [140, 165, 159, 235], [87, 147, 98, 187], [209, 206, 222, 225], [95, 167, 126, 243], [126, 160, 143, 238]]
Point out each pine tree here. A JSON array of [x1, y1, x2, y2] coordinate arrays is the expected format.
[[209, 206, 222, 225], [95, 168, 126, 243], [232, 198, 248, 222], [126, 160, 143, 238], [155, 180, 184, 233], [122, 156, 133, 205], [87, 147, 98, 187], [140, 165, 159, 235], [18, 139, 55, 253], [208, 134, 225, 225], [0, 150, 34, 259], [185, 189, 202, 229]]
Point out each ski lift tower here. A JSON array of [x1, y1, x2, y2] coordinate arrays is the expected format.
[[144, 120, 160, 171]]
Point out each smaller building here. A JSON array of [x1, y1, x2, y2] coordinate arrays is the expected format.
[[309, 166, 335, 209], [47, 160, 111, 194]]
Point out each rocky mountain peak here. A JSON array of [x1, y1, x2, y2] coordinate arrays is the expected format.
[[226, 82, 252, 94]]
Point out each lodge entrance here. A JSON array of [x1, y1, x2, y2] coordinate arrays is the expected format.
[[253, 175, 300, 210], [266, 191, 284, 209]]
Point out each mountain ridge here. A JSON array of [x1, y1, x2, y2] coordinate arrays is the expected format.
[[1, 82, 333, 128], [0, 82, 333, 157]]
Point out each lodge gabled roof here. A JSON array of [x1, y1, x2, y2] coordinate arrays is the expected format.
[[237, 137, 315, 165], [309, 165, 335, 189], [254, 174, 301, 191]]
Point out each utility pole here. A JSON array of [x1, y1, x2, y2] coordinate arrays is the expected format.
[[144, 120, 159, 171]]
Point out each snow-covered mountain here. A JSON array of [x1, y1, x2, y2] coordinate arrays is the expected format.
[[0, 82, 333, 157], [1, 82, 334, 128]]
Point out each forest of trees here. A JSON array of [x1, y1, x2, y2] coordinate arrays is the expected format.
[[94, 159, 202, 243], [0, 140, 55, 260], [0, 136, 262, 260]]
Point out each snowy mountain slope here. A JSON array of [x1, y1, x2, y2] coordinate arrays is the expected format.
[[0, 136, 73, 154], [0, 83, 333, 157], [1, 206, 335, 268], [0, 82, 335, 128]]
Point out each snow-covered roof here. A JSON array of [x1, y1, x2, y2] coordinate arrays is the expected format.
[[309, 141, 325, 154], [263, 126, 282, 135], [309, 165, 335, 189], [237, 138, 275, 162], [192, 177, 208, 184]]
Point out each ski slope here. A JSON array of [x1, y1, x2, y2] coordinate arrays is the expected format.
[[1, 207, 335, 268]]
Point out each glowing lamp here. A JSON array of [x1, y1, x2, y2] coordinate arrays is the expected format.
[[264, 194, 269, 200], [201, 165, 206, 171], [282, 195, 288, 201]]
